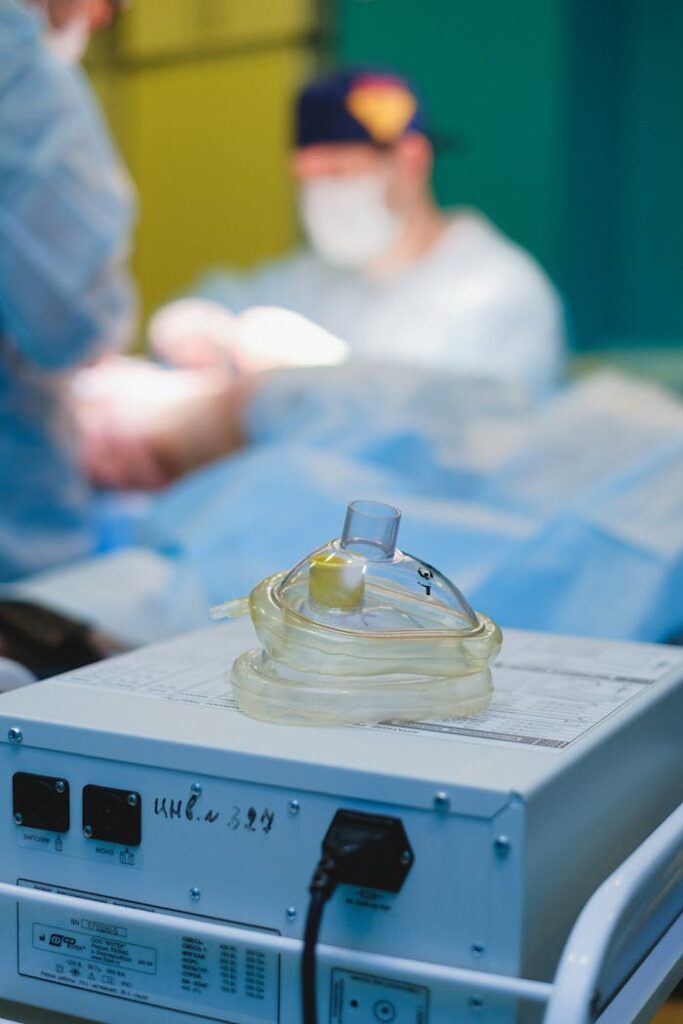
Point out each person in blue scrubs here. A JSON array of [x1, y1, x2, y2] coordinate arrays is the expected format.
[[0, 0, 136, 580]]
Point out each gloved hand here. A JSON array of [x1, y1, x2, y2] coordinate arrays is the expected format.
[[72, 356, 252, 489], [147, 298, 241, 369], [149, 300, 348, 373]]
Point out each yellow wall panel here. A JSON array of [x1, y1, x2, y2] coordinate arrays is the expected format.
[[117, 0, 316, 61], [91, 46, 314, 319]]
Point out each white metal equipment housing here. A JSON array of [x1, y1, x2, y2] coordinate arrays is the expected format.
[[0, 620, 680, 1024]]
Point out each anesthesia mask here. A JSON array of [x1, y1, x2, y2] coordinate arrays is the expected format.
[[216, 500, 502, 726]]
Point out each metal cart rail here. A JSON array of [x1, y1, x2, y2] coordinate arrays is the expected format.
[[0, 801, 681, 1024]]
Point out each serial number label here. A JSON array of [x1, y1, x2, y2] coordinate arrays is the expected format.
[[32, 923, 156, 974], [18, 881, 279, 1022]]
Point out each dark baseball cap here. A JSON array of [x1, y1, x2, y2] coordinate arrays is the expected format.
[[295, 69, 430, 149]]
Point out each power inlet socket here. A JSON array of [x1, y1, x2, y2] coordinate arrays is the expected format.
[[321, 810, 414, 893]]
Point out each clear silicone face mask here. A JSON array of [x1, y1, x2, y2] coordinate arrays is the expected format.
[[299, 174, 405, 268], [217, 500, 502, 726]]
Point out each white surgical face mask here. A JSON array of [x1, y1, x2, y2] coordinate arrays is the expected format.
[[45, 16, 91, 64], [299, 174, 404, 269]]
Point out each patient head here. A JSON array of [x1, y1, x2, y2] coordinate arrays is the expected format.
[[292, 70, 438, 270]]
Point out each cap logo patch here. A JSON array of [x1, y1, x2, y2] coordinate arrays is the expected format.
[[346, 77, 417, 144]]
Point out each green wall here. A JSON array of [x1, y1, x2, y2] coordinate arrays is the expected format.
[[615, 0, 683, 342], [334, 0, 683, 351]]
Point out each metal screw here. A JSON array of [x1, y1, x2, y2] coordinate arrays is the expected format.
[[287, 799, 300, 816], [471, 943, 485, 957], [190, 887, 201, 902], [127, 793, 138, 808], [494, 834, 511, 855], [13, 812, 23, 825], [7, 727, 23, 744], [190, 782, 202, 796], [83, 825, 93, 838], [55, 780, 66, 794], [433, 791, 450, 812], [400, 849, 413, 865], [468, 995, 483, 1011], [285, 906, 297, 922]]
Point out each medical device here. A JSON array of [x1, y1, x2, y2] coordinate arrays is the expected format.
[[224, 500, 501, 725], [0, 620, 680, 1024]]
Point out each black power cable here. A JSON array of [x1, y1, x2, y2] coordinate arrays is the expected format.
[[301, 811, 414, 1024], [302, 889, 327, 1024], [302, 856, 339, 1024]]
